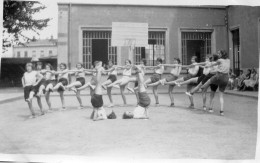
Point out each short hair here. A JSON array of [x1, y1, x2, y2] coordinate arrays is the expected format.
[[76, 62, 83, 68], [122, 112, 133, 119], [45, 63, 53, 70], [125, 59, 131, 64], [59, 63, 67, 69], [94, 61, 101, 66], [219, 50, 228, 59], [174, 58, 181, 64], [141, 59, 147, 66], [212, 54, 219, 61], [108, 60, 113, 64], [156, 57, 163, 63], [191, 56, 198, 62], [25, 62, 33, 68]]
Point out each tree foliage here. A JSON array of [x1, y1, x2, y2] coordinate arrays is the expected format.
[[3, 0, 51, 50]]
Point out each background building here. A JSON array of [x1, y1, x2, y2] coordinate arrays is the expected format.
[[0, 37, 58, 87], [57, 3, 259, 75]]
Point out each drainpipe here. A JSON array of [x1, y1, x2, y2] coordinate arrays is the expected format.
[[68, 3, 71, 69], [226, 6, 230, 57], [68, 3, 72, 82]]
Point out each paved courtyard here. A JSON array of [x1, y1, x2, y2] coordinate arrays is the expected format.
[[0, 92, 257, 159]]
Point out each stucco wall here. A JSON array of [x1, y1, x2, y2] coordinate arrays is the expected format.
[[58, 4, 227, 67], [13, 46, 57, 58], [228, 6, 260, 69]]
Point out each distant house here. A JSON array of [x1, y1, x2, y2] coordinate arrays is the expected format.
[[13, 36, 57, 60]]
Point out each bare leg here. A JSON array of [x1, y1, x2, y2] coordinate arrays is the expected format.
[[134, 89, 139, 104], [179, 77, 198, 86], [76, 91, 83, 108], [202, 90, 207, 110], [187, 84, 194, 108], [38, 85, 45, 96], [153, 86, 159, 105], [36, 96, 44, 115], [53, 82, 62, 91], [59, 91, 65, 109], [107, 87, 114, 107], [27, 100, 36, 117], [107, 79, 122, 88], [66, 81, 82, 89], [209, 91, 215, 112], [165, 77, 184, 85], [190, 83, 202, 94], [168, 85, 174, 106], [77, 82, 92, 91], [219, 91, 224, 115], [147, 81, 160, 87], [120, 85, 127, 105], [45, 91, 52, 111]]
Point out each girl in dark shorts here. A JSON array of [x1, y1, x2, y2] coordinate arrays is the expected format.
[[52, 63, 69, 110], [144, 58, 164, 106], [42, 63, 56, 112], [64, 63, 86, 109], [200, 50, 230, 116], [147, 58, 182, 107], [76, 61, 103, 97], [22, 63, 44, 118], [185, 54, 219, 111], [101, 60, 118, 107]]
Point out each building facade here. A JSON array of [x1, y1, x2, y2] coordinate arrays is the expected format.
[[13, 37, 58, 59], [57, 3, 260, 74]]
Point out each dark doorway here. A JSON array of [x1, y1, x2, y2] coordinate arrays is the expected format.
[[92, 39, 108, 66], [186, 40, 205, 64], [231, 29, 240, 76]]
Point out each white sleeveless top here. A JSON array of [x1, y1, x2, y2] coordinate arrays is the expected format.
[[24, 71, 38, 86], [155, 65, 164, 74], [217, 59, 230, 74], [123, 68, 132, 76], [58, 69, 69, 79], [203, 61, 211, 75], [108, 66, 117, 75], [188, 63, 199, 75], [170, 66, 181, 76], [75, 68, 85, 78]]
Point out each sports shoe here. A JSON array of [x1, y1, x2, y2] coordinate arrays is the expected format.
[[113, 85, 120, 89], [220, 111, 224, 116], [185, 92, 193, 97], [108, 103, 114, 108], [203, 106, 207, 111], [127, 87, 135, 93], [71, 87, 77, 93], [188, 104, 195, 109], [60, 107, 67, 111], [208, 108, 214, 113], [89, 84, 96, 90], [28, 115, 36, 119], [78, 106, 84, 109], [159, 79, 165, 85], [169, 103, 174, 107]]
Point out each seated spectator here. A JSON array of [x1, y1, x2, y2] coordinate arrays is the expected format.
[[242, 68, 258, 91], [233, 70, 246, 90], [228, 69, 236, 90]]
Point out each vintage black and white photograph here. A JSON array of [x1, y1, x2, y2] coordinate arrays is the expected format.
[[0, 0, 259, 162]]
